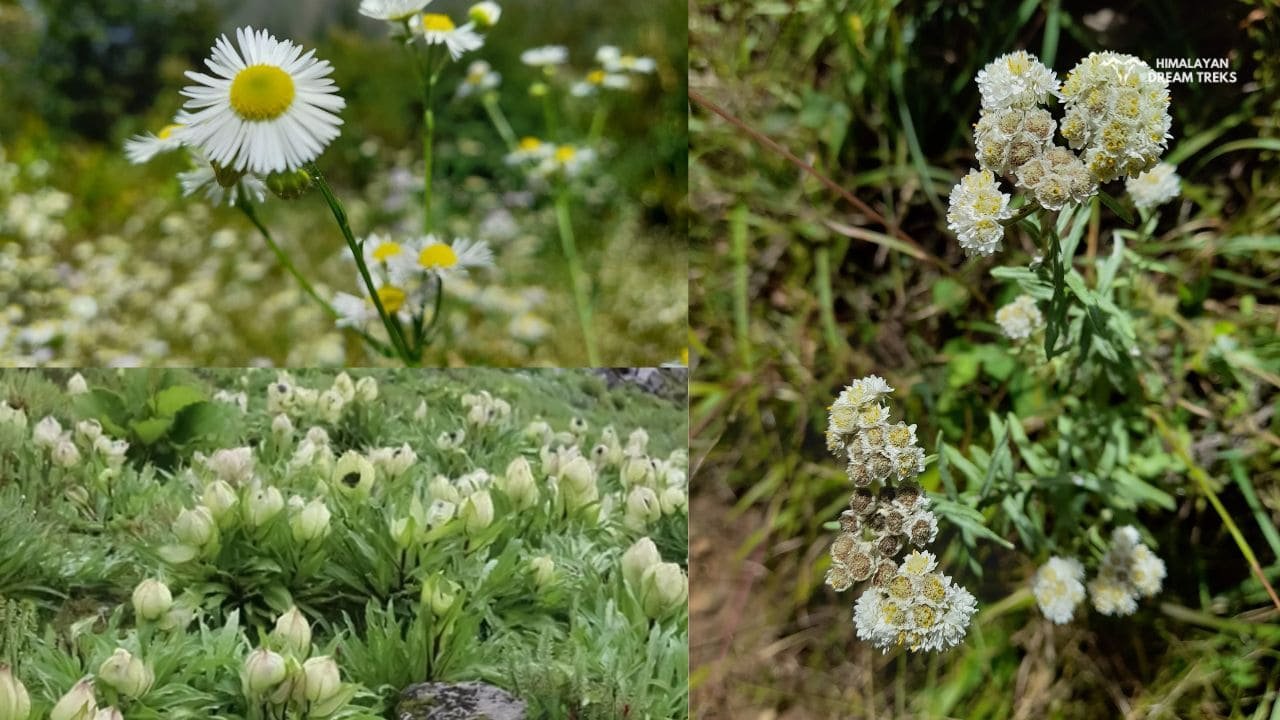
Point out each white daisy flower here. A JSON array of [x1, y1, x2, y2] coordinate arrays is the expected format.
[[1032, 556, 1086, 624], [994, 294, 1043, 341], [520, 45, 569, 67], [412, 13, 484, 60], [179, 27, 345, 175], [597, 46, 657, 75], [124, 120, 188, 164], [178, 152, 267, 206], [359, 0, 432, 21], [396, 235, 494, 279], [571, 69, 631, 97], [504, 137, 554, 165], [1126, 163, 1181, 210], [456, 60, 501, 98]]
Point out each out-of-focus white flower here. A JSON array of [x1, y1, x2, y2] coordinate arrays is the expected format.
[[1032, 556, 1085, 624], [124, 121, 187, 164], [460, 490, 494, 534], [290, 498, 331, 543], [468, 2, 501, 29], [995, 294, 1044, 341], [359, 0, 431, 21], [520, 45, 569, 67], [1060, 52, 1171, 183], [638, 562, 688, 619], [52, 437, 81, 467], [975, 50, 1060, 110], [33, 416, 63, 448], [624, 486, 661, 529], [178, 27, 345, 174], [333, 451, 376, 497], [596, 46, 657, 74], [67, 372, 90, 395], [1088, 525, 1166, 616], [203, 480, 239, 524], [1013, 146, 1097, 210], [1126, 163, 1181, 210], [456, 60, 501, 98], [411, 13, 483, 60], [355, 376, 379, 403], [204, 447, 255, 485], [946, 169, 1013, 257]]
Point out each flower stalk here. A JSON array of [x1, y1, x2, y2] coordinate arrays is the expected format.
[[553, 190, 598, 365]]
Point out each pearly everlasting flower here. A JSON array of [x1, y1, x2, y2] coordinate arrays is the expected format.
[[521, 45, 569, 68], [1088, 525, 1166, 616], [974, 106, 1056, 177], [358, 0, 431, 22], [975, 51, 1060, 110], [995, 294, 1044, 341], [1059, 52, 1171, 183], [1032, 556, 1086, 624], [1013, 146, 1097, 210], [411, 13, 484, 60], [946, 169, 1013, 257], [1126, 162, 1180, 210], [178, 27, 345, 174], [852, 562, 977, 652]]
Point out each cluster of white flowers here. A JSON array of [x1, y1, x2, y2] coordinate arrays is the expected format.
[[621, 536, 689, 620], [852, 550, 979, 652], [31, 416, 129, 470], [1089, 526, 1166, 616], [266, 371, 379, 424], [950, 50, 1172, 257], [1126, 162, 1181, 210], [504, 137, 597, 183], [360, 1, 501, 61], [456, 59, 502, 99], [823, 376, 975, 652], [994, 294, 1044, 341], [570, 45, 656, 97], [1032, 556, 1086, 624], [332, 233, 495, 333], [461, 389, 512, 427], [945, 169, 1013, 257], [1060, 52, 1172, 183]]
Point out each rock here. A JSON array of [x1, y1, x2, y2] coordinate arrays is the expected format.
[[396, 681, 526, 720]]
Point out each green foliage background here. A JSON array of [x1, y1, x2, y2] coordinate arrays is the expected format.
[[690, 0, 1280, 717]]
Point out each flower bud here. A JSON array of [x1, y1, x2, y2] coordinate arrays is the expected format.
[[132, 579, 173, 622], [299, 656, 341, 706], [421, 573, 461, 617], [52, 437, 81, 468], [212, 161, 244, 189], [529, 82, 549, 98], [33, 416, 63, 448], [639, 562, 688, 619], [97, 648, 153, 698], [265, 168, 313, 200], [621, 537, 660, 591], [246, 486, 285, 528], [502, 457, 538, 510], [75, 420, 103, 443], [271, 606, 312, 658], [173, 506, 217, 549], [355, 376, 379, 403], [205, 447, 255, 485], [624, 486, 661, 529], [413, 400, 428, 420], [332, 373, 356, 403], [0, 664, 31, 720], [428, 476, 461, 505], [319, 389, 345, 423], [524, 420, 550, 443], [202, 481, 239, 524], [460, 491, 494, 535], [93, 438, 128, 467], [559, 456, 595, 496], [49, 678, 96, 720], [244, 648, 287, 697], [67, 373, 89, 395], [389, 517, 417, 550], [271, 414, 294, 441], [622, 456, 654, 488], [291, 498, 331, 543], [425, 499, 456, 528], [469, 1, 501, 28], [659, 487, 687, 516], [529, 555, 556, 589]]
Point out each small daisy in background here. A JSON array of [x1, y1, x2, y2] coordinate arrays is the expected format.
[[521, 45, 569, 69], [124, 117, 189, 164], [358, 0, 432, 22], [411, 12, 484, 60], [571, 69, 630, 98], [456, 60, 501, 99], [596, 46, 657, 75], [178, 27, 345, 175]]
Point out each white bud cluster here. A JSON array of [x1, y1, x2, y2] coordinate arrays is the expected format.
[[823, 377, 975, 652], [994, 294, 1044, 341], [1013, 146, 1097, 211]]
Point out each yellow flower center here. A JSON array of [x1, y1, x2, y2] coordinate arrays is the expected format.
[[420, 13, 456, 32], [377, 286, 407, 313], [158, 123, 183, 140], [372, 242, 402, 262], [229, 65, 295, 121], [587, 70, 606, 85], [620, 55, 638, 69], [519, 137, 542, 152], [555, 146, 577, 163], [419, 243, 458, 269]]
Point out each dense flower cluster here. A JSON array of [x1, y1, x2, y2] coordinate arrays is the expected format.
[[995, 294, 1044, 341], [1060, 52, 1172, 184], [823, 376, 975, 653], [1089, 526, 1166, 616], [1126, 162, 1181, 210], [975, 51, 1060, 111], [945, 169, 1013, 257], [1032, 556, 1086, 624]]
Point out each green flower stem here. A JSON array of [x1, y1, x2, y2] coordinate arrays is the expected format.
[[423, 275, 447, 344], [553, 191, 599, 365], [422, 44, 442, 233], [234, 194, 338, 321], [308, 163, 415, 365], [481, 94, 518, 151], [587, 103, 609, 146], [999, 203, 1040, 227]]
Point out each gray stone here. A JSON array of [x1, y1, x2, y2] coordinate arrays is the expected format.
[[396, 681, 526, 720]]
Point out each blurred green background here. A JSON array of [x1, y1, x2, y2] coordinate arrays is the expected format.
[[0, 0, 688, 366], [690, 0, 1280, 717]]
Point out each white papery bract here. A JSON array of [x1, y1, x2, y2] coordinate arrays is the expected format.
[[1126, 162, 1181, 210], [946, 169, 1013, 257], [179, 27, 345, 175], [1060, 52, 1171, 183], [1032, 556, 1086, 624], [412, 14, 484, 60], [975, 51, 1060, 110], [359, 0, 432, 21], [995, 294, 1044, 341]]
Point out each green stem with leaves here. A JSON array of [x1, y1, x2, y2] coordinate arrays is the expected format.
[[481, 94, 518, 151], [308, 163, 415, 365], [234, 194, 337, 321], [553, 191, 599, 365]]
